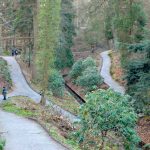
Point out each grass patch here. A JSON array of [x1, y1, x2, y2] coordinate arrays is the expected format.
[[51, 91, 79, 115], [0, 96, 81, 150], [30, 81, 80, 115], [1, 101, 35, 117]]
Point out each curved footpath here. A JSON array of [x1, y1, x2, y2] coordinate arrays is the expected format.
[[0, 110, 68, 150], [0, 56, 79, 123], [0, 51, 125, 150], [100, 51, 125, 94]]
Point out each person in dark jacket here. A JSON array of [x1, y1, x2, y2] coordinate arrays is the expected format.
[[11, 48, 15, 56], [2, 87, 7, 100], [15, 48, 18, 56]]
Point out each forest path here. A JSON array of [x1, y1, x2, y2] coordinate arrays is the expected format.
[[100, 50, 125, 94], [0, 51, 125, 123], [0, 51, 125, 149], [0, 56, 79, 122], [0, 109, 68, 150]]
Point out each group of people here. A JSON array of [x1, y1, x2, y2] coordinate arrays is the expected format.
[[11, 47, 18, 56]]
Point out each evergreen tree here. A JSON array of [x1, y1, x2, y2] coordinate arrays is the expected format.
[[127, 41, 150, 114], [55, 0, 75, 69], [37, 0, 61, 105]]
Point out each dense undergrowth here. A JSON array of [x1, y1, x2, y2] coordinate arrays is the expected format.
[[69, 57, 103, 92], [0, 139, 5, 150], [0, 58, 12, 89]]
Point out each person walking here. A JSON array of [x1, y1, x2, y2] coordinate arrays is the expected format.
[[15, 48, 18, 56], [2, 87, 7, 100], [11, 48, 15, 56]]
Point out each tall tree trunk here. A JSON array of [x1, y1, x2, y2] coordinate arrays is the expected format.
[[129, 0, 133, 41], [40, 55, 49, 105], [100, 131, 107, 150], [0, 24, 3, 55]]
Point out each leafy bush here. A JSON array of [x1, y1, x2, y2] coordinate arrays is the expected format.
[[76, 89, 140, 150], [3, 50, 10, 56], [69, 59, 83, 79], [69, 57, 103, 90], [0, 139, 5, 150], [69, 57, 96, 79], [0, 58, 12, 86], [82, 57, 96, 69], [48, 70, 65, 97], [76, 67, 103, 91]]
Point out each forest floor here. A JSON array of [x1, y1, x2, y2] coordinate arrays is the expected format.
[[137, 116, 150, 144], [109, 51, 126, 86]]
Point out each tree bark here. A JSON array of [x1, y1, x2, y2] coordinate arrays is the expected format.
[[100, 131, 107, 150]]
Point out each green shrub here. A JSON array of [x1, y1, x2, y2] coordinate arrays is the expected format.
[[69, 57, 96, 80], [48, 70, 65, 97], [76, 89, 140, 150], [143, 143, 150, 150], [0, 58, 12, 86], [82, 57, 96, 69], [69, 59, 83, 79], [3, 50, 10, 56], [76, 67, 103, 91], [0, 139, 5, 150]]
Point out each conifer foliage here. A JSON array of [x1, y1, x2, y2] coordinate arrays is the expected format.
[[55, 0, 75, 69], [37, 0, 61, 105]]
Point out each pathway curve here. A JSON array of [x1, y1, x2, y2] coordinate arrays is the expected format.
[[100, 51, 125, 94], [0, 109, 68, 150], [0, 51, 125, 150], [0, 56, 79, 123]]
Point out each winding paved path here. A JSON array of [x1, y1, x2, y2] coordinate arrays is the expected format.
[[0, 56, 79, 123], [100, 51, 125, 94], [0, 51, 125, 150], [0, 110, 68, 150], [0, 56, 77, 150]]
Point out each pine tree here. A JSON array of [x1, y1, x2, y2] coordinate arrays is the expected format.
[[55, 0, 75, 69]]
